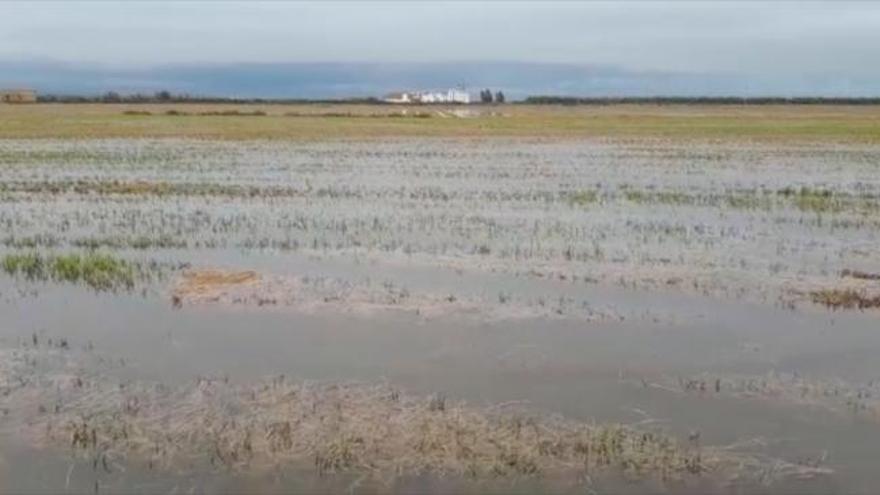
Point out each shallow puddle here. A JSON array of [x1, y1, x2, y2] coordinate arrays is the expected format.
[[2, 273, 880, 493]]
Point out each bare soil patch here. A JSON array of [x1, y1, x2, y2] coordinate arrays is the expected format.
[[172, 269, 260, 305]]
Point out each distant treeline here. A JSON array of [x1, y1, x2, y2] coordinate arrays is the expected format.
[[33, 92, 880, 105], [522, 96, 880, 105], [37, 91, 387, 105]]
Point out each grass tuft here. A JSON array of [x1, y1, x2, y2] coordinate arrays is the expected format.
[[810, 288, 880, 310], [567, 190, 599, 207], [1, 252, 139, 291]]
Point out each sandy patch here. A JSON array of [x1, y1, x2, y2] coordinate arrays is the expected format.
[[167, 268, 627, 323], [172, 269, 260, 305]]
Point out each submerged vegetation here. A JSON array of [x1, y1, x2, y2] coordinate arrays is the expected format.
[[0, 134, 877, 491], [649, 371, 880, 422], [0, 179, 304, 197], [0, 343, 831, 488], [841, 269, 880, 281], [810, 288, 880, 311], [1, 139, 879, 311], [617, 186, 879, 214], [3, 179, 878, 217], [778, 186, 844, 214]]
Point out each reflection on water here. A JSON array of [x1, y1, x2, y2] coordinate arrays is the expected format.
[[2, 263, 880, 493]]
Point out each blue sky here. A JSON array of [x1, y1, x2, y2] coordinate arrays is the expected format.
[[1, 1, 878, 96]]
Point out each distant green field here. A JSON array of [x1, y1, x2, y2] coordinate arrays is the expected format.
[[2, 103, 880, 142]]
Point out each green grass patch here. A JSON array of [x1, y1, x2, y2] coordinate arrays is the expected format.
[[777, 187, 841, 214], [1, 252, 140, 291], [3, 103, 880, 142], [623, 190, 694, 206], [567, 190, 599, 207]]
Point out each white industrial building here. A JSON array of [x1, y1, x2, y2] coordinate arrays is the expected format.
[[384, 88, 470, 104]]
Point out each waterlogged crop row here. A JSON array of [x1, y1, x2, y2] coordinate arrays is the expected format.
[[4, 179, 880, 215], [1, 139, 878, 308]]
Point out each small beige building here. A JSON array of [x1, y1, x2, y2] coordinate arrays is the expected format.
[[384, 91, 413, 104], [0, 89, 37, 103]]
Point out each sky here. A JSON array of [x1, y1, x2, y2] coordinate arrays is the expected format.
[[1, 1, 878, 96]]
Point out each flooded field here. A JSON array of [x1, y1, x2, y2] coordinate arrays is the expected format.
[[2, 137, 880, 493]]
